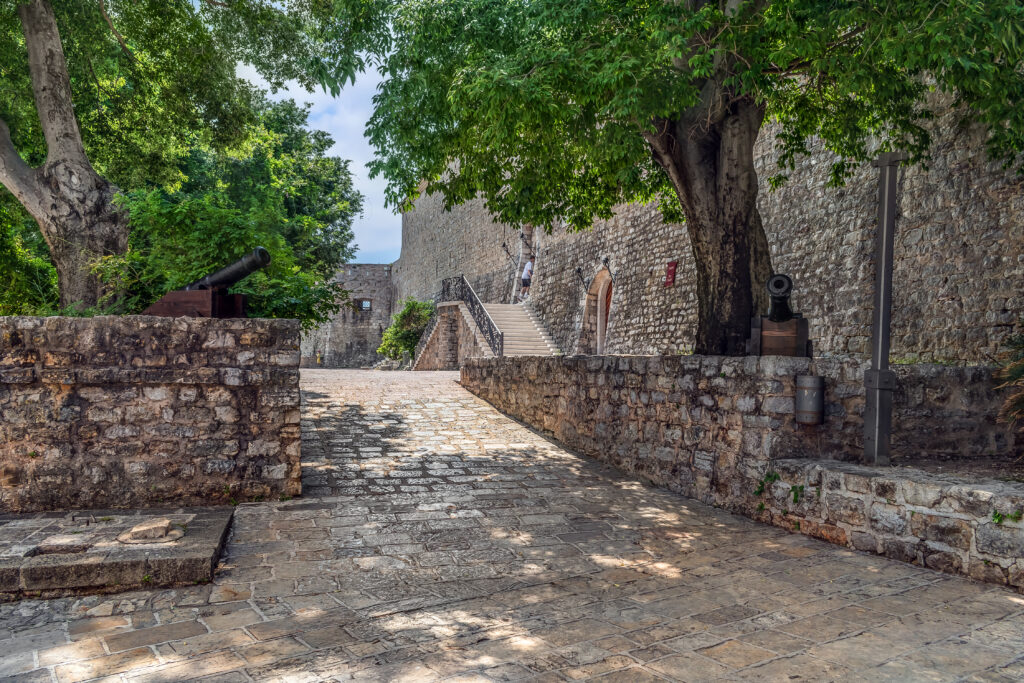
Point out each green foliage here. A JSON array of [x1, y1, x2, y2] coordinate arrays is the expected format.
[[339, 0, 1024, 231], [992, 509, 1023, 525], [753, 471, 781, 497], [378, 298, 435, 360], [0, 0, 363, 186], [997, 326, 1024, 429], [1, 2, 365, 323], [90, 98, 361, 329], [0, 199, 57, 315], [790, 485, 804, 505]]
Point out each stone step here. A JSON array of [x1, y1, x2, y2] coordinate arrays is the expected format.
[[482, 302, 558, 356]]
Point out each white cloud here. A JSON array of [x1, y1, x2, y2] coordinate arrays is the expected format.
[[237, 64, 402, 264]]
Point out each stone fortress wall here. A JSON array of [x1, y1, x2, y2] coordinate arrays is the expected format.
[[301, 263, 394, 368], [391, 192, 526, 305], [304, 100, 1022, 366]]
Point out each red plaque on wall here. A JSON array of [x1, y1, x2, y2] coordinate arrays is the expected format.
[[665, 261, 677, 287]]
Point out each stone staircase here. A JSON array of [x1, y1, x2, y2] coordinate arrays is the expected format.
[[483, 303, 560, 356]]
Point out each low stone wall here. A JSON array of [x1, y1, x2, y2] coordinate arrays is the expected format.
[[461, 354, 1023, 588], [413, 303, 492, 371], [0, 316, 302, 513], [760, 460, 1024, 590]]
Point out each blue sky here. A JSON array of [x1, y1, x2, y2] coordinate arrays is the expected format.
[[239, 65, 402, 265]]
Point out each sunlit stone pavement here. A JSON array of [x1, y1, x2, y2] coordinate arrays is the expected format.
[[2, 369, 1023, 682]]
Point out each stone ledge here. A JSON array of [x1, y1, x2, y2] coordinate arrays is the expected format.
[[0, 366, 300, 385], [756, 460, 1024, 589], [0, 507, 233, 599]]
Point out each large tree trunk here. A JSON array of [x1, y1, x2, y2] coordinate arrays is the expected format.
[[645, 97, 773, 355], [0, 0, 128, 309]]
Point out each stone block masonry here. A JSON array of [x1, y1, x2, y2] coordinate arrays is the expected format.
[[0, 316, 302, 513], [412, 302, 493, 371], [0, 507, 234, 598], [760, 460, 1024, 590], [301, 263, 395, 368], [388, 97, 1021, 363], [462, 354, 1024, 588]]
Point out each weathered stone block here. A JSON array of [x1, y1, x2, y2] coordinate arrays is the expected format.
[[967, 559, 1007, 585], [805, 521, 848, 546], [901, 479, 944, 507], [850, 532, 878, 552], [941, 486, 996, 517], [975, 523, 1024, 557], [882, 539, 918, 564], [868, 503, 908, 536], [844, 473, 871, 494], [872, 479, 898, 501], [825, 494, 866, 527], [924, 551, 962, 575], [908, 514, 972, 550], [762, 396, 795, 415], [1009, 562, 1024, 589]]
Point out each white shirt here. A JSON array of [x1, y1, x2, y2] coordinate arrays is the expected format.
[[522, 261, 533, 279]]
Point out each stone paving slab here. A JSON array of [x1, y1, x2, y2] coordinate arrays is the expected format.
[[0, 508, 233, 599], [1, 370, 1023, 681]]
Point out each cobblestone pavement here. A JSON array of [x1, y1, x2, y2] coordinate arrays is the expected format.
[[3, 369, 1024, 682]]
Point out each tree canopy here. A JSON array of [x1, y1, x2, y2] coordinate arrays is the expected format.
[[340, 0, 1024, 353], [0, 0, 366, 308], [93, 97, 363, 328], [0, 0, 369, 323], [356, 0, 1024, 226]]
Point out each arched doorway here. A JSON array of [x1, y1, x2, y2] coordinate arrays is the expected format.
[[579, 268, 613, 354], [596, 276, 612, 354]]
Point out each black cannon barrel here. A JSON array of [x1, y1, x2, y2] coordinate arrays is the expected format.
[[185, 247, 271, 291], [767, 273, 795, 322]]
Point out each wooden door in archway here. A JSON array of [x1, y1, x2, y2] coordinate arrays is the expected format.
[[597, 278, 612, 354]]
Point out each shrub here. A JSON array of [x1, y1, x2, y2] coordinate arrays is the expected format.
[[378, 298, 435, 360]]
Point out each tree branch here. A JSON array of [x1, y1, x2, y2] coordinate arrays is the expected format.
[[0, 117, 40, 211], [98, 0, 136, 62], [18, 0, 89, 163]]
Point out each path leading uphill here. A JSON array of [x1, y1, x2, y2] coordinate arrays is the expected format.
[[2, 370, 1022, 682]]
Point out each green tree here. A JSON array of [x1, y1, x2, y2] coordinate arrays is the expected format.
[[342, 0, 1024, 354], [378, 298, 435, 360], [0, 198, 56, 315], [91, 97, 363, 329], [0, 0, 361, 308]]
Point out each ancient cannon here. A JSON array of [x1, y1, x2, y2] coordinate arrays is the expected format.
[[143, 247, 271, 318], [746, 273, 812, 357]]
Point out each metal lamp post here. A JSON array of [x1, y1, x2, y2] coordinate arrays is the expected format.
[[863, 151, 907, 465]]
